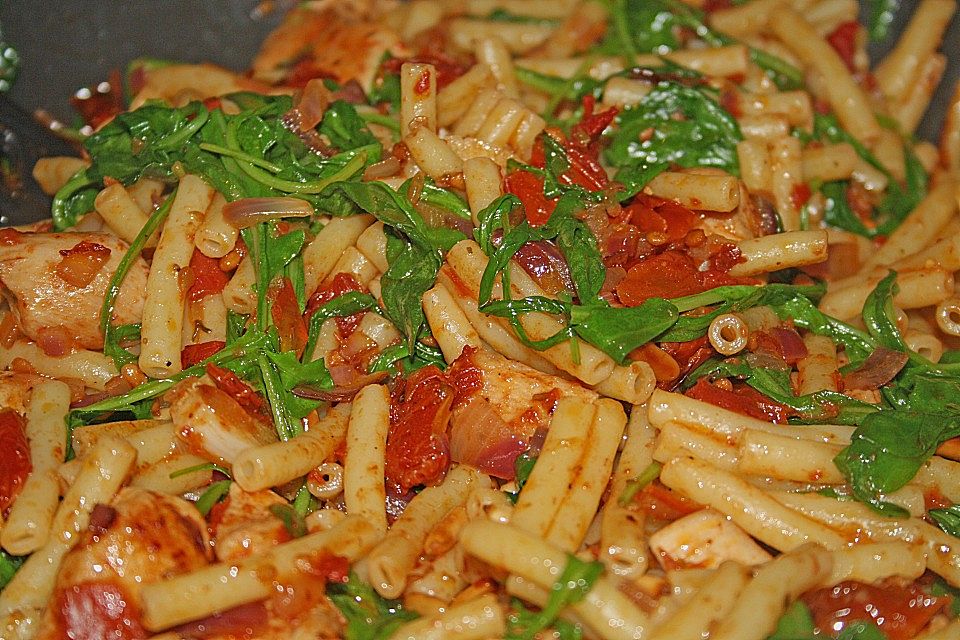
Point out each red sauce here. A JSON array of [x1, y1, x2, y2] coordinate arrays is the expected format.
[[206, 363, 272, 424], [271, 277, 308, 355], [414, 68, 432, 95], [56, 240, 112, 289], [186, 249, 230, 303], [802, 579, 948, 640], [791, 183, 813, 210], [616, 250, 706, 304], [0, 409, 30, 512], [181, 340, 226, 369], [686, 378, 792, 423], [0, 228, 24, 245], [54, 581, 148, 640]]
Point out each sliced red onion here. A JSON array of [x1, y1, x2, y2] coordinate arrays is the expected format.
[[223, 197, 314, 228], [843, 347, 909, 390]]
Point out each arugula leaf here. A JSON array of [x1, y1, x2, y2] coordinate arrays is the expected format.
[[515, 67, 602, 108], [834, 410, 960, 516], [505, 454, 538, 504], [168, 461, 231, 480], [0, 550, 24, 591], [821, 181, 874, 237], [508, 555, 603, 640], [381, 232, 443, 351], [51, 169, 98, 231], [318, 100, 380, 154], [195, 480, 231, 517], [569, 299, 679, 363], [264, 349, 332, 419], [507, 599, 584, 640], [862, 271, 907, 351], [618, 461, 662, 506], [836, 622, 888, 640], [367, 339, 447, 374], [303, 291, 378, 360], [328, 573, 418, 640], [772, 295, 875, 362], [867, 0, 900, 41], [930, 504, 960, 538], [103, 323, 141, 369], [931, 576, 960, 617], [268, 503, 308, 538]]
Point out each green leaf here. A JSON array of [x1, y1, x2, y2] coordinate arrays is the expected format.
[[168, 461, 231, 480], [506, 599, 584, 640], [318, 100, 380, 154], [328, 573, 418, 640], [834, 410, 960, 516], [766, 601, 816, 640], [303, 291, 378, 361], [930, 576, 960, 617], [930, 504, 960, 538], [862, 271, 906, 351], [0, 550, 24, 591], [618, 461, 662, 507], [505, 454, 538, 504], [268, 503, 308, 538], [51, 169, 98, 231], [867, 0, 900, 41], [381, 232, 443, 351], [264, 349, 332, 420], [570, 299, 679, 364], [821, 181, 874, 237], [508, 555, 603, 640], [195, 480, 231, 517], [836, 621, 888, 640], [103, 323, 141, 369]]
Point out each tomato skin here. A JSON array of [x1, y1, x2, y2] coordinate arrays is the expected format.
[[271, 277, 308, 355], [505, 170, 557, 227], [686, 378, 792, 423], [0, 409, 30, 512], [635, 481, 702, 521], [180, 340, 226, 369], [306, 272, 366, 336], [186, 249, 229, 303], [802, 579, 947, 640], [617, 250, 705, 305], [54, 581, 148, 640], [827, 21, 859, 72], [205, 363, 272, 424]]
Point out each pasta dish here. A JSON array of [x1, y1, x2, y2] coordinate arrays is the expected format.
[[3, 0, 960, 638]]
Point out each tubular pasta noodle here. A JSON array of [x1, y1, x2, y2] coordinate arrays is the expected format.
[[463, 157, 503, 224], [94, 182, 157, 247], [602, 77, 654, 109], [401, 62, 438, 137], [942, 81, 960, 171], [474, 37, 518, 98], [71, 419, 165, 459], [728, 230, 828, 276], [737, 91, 813, 129], [801, 143, 858, 182], [194, 192, 237, 258], [600, 407, 655, 578], [825, 542, 926, 586], [0, 340, 117, 391], [544, 399, 626, 552], [447, 18, 554, 55], [917, 618, 960, 639], [437, 63, 494, 128], [645, 171, 740, 212], [874, 0, 957, 101], [344, 384, 390, 534], [653, 421, 740, 471], [738, 114, 791, 141], [422, 284, 484, 362], [140, 515, 380, 631], [647, 561, 752, 640], [819, 268, 954, 320], [796, 334, 839, 394], [769, 135, 804, 232], [769, 10, 880, 143], [139, 175, 213, 378], [660, 456, 848, 551], [302, 214, 375, 297], [234, 402, 351, 491], [460, 520, 649, 640], [404, 124, 464, 180], [895, 54, 948, 135], [736, 429, 844, 483], [452, 88, 503, 137], [590, 360, 656, 405], [131, 453, 213, 495], [711, 545, 834, 640], [389, 593, 505, 640], [0, 438, 136, 628], [737, 139, 772, 193], [221, 255, 257, 314], [367, 466, 486, 599], [667, 45, 749, 78], [512, 397, 596, 537], [1, 380, 69, 555], [707, 0, 784, 37], [355, 221, 389, 272], [324, 245, 379, 288], [31, 156, 90, 196], [475, 97, 526, 147]]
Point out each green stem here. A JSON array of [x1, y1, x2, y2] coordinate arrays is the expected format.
[[198, 142, 282, 172]]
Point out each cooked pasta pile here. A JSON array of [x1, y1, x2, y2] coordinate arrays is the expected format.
[[3, 0, 960, 638]]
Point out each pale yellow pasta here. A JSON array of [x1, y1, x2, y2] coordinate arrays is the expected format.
[[600, 408, 655, 578], [474, 37, 518, 98], [545, 399, 626, 552], [139, 174, 213, 378], [70, 419, 163, 459], [820, 268, 954, 320], [182, 292, 227, 346], [463, 157, 503, 223], [590, 360, 657, 405], [707, 313, 749, 355], [405, 545, 468, 604], [0, 340, 116, 391], [805, 0, 859, 34], [769, 135, 804, 231], [94, 182, 157, 246], [325, 245, 379, 287], [770, 10, 880, 142], [344, 384, 390, 534], [31, 156, 90, 195], [221, 255, 257, 314], [825, 542, 927, 586], [653, 421, 740, 471], [131, 453, 213, 495], [894, 231, 960, 272], [896, 54, 949, 134], [874, 0, 957, 101], [645, 171, 740, 212], [936, 298, 960, 336], [460, 520, 650, 640], [512, 397, 595, 537], [302, 214, 375, 296], [943, 81, 960, 171], [452, 88, 503, 137], [708, 0, 783, 37], [729, 230, 828, 276], [400, 0, 442, 40], [711, 545, 833, 640], [476, 97, 526, 147], [234, 402, 351, 491], [872, 129, 907, 182], [737, 139, 772, 192], [666, 45, 749, 78], [194, 192, 237, 258], [647, 562, 752, 640], [404, 124, 464, 179], [367, 466, 486, 599], [736, 429, 844, 483], [801, 143, 858, 182], [140, 515, 380, 631], [127, 177, 165, 214], [447, 18, 553, 55], [1, 380, 69, 555], [509, 110, 546, 160], [422, 284, 484, 362], [389, 593, 505, 640], [0, 438, 136, 630], [601, 77, 654, 109], [796, 334, 839, 394], [905, 328, 944, 362], [738, 91, 813, 129], [660, 456, 848, 551], [356, 312, 402, 350], [738, 114, 791, 141], [437, 63, 494, 128], [401, 62, 438, 137]]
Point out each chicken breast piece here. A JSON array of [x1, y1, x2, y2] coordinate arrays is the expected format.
[[212, 484, 292, 562], [648, 508, 772, 570], [36, 488, 210, 639], [0, 232, 148, 350]]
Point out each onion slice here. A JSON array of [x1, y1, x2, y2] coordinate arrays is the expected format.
[[843, 347, 909, 390], [223, 197, 315, 228]]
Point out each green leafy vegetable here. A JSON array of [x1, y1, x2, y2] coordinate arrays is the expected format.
[[931, 576, 960, 618], [168, 461, 231, 480], [505, 454, 538, 504], [303, 291, 378, 362], [506, 599, 584, 640], [766, 601, 816, 640], [930, 504, 960, 538], [508, 555, 603, 640], [867, 0, 900, 41], [268, 503, 308, 538], [328, 573, 418, 640], [0, 550, 24, 590], [195, 480, 231, 517], [862, 271, 906, 351]]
